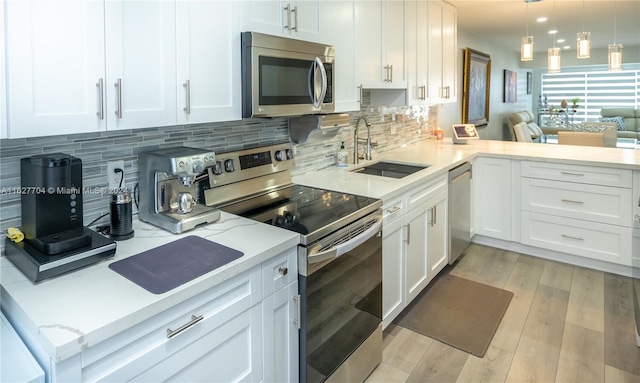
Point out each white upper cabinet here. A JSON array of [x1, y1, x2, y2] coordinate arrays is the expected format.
[[1, 0, 7, 139], [322, 0, 359, 112], [105, 0, 177, 130], [405, 0, 429, 105], [427, 0, 457, 103], [5, 0, 106, 138], [241, 0, 322, 42], [176, 1, 242, 124], [356, 0, 406, 89]]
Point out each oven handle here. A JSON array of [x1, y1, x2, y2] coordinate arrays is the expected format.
[[308, 215, 382, 265]]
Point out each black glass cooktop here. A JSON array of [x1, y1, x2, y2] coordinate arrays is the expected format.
[[228, 185, 380, 244]]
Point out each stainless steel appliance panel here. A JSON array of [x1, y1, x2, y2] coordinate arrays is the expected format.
[[448, 162, 472, 264]]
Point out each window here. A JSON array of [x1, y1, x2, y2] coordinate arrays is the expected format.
[[540, 66, 640, 122]]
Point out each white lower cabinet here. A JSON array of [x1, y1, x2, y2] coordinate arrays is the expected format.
[[473, 156, 513, 241], [520, 161, 633, 266], [25, 248, 298, 383], [382, 175, 448, 327]]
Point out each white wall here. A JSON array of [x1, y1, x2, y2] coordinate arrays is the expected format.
[[439, 29, 532, 141]]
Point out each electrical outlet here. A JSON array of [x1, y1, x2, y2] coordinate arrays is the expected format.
[[107, 160, 125, 191]]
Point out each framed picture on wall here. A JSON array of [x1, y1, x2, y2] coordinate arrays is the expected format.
[[526, 72, 532, 95], [503, 69, 517, 103], [462, 48, 491, 127]]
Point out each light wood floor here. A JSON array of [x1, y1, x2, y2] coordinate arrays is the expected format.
[[366, 243, 640, 383]]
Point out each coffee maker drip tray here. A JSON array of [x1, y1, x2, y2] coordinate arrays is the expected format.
[[5, 227, 116, 282]]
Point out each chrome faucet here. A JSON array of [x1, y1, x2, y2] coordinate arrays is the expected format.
[[353, 116, 376, 164]]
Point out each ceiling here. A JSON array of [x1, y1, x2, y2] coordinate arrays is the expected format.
[[447, 0, 640, 54]]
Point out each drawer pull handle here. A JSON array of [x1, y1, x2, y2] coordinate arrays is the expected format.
[[386, 206, 401, 214], [561, 199, 584, 204], [278, 267, 288, 276], [561, 234, 584, 241], [167, 314, 203, 339], [561, 171, 584, 176]]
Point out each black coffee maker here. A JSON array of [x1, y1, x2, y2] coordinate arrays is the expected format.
[[5, 153, 116, 282], [21, 154, 91, 254]]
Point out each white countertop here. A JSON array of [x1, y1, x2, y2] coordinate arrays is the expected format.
[[2, 138, 639, 364], [0, 212, 300, 362], [293, 139, 640, 201]]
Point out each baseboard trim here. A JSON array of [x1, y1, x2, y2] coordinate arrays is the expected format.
[[471, 235, 636, 278]]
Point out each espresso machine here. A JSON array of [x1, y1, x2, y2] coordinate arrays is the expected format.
[[139, 147, 220, 233], [5, 153, 116, 282]]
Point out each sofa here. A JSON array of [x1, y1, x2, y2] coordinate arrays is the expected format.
[[541, 108, 640, 140]]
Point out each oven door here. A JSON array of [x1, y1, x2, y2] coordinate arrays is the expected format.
[[242, 43, 334, 117], [299, 211, 382, 383]]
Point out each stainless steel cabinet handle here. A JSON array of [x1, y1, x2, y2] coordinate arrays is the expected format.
[[404, 224, 410, 244], [293, 295, 301, 329], [434, 205, 437, 225], [96, 78, 104, 119], [292, 5, 298, 32], [166, 314, 203, 339], [561, 198, 584, 204], [183, 80, 191, 114], [284, 4, 291, 30], [636, 214, 640, 223], [446, 86, 450, 99], [358, 84, 363, 103], [386, 206, 401, 214], [384, 65, 392, 82], [561, 234, 584, 241], [278, 266, 288, 276], [420, 85, 426, 100], [561, 171, 584, 176], [114, 78, 122, 118]]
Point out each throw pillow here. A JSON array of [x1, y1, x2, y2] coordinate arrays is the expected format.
[[599, 116, 626, 131]]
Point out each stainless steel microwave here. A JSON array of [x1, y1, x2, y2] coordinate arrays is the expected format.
[[241, 32, 335, 118]]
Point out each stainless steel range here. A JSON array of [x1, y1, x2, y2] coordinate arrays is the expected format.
[[203, 144, 383, 383]]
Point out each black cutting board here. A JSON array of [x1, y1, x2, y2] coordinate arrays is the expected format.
[[109, 236, 243, 294]]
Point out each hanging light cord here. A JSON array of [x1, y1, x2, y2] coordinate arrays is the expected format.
[[581, 0, 585, 32], [613, 0, 617, 44], [526, 3, 529, 36], [552, 0, 556, 48]]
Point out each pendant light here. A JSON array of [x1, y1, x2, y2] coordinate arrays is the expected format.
[[608, 0, 623, 71], [548, 0, 561, 73], [577, 0, 590, 58], [521, 2, 533, 61]]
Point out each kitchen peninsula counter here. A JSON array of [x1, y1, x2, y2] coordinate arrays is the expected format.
[[293, 139, 640, 199], [0, 213, 299, 363]]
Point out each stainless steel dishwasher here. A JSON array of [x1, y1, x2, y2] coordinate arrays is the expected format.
[[448, 162, 472, 264]]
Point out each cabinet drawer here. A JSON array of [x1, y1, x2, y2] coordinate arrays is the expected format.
[[521, 178, 632, 226], [407, 174, 447, 211], [81, 266, 261, 381], [382, 193, 406, 226], [521, 211, 632, 265], [262, 247, 297, 298], [522, 161, 632, 188]]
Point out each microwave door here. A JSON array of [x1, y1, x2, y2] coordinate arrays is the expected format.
[[308, 57, 328, 108]]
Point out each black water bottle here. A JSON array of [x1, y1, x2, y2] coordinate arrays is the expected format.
[[110, 191, 134, 240]]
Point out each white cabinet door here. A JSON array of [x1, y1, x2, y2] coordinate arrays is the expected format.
[[405, 201, 429, 303], [105, 0, 177, 130], [474, 157, 512, 241], [427, 0, 456, 103], [323, 0, 359, 112], [262, 281, 299, 383], [426, 188, 448, 282], [405, 0, 428, 106], [242, 0, 321, 42], [382, 216, 405, 328], [356, 0, 405, 89], [5, 0, 106, 138], [176, 0, 241, 124], [1, 0, 7, 139]]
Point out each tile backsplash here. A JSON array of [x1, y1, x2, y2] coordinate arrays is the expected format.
[[0, 104, 436, 253]]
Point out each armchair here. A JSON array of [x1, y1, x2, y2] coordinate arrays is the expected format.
[[508, 111, 544, 141]]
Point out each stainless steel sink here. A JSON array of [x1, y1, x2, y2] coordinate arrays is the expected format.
[[350, 161, 430, 179]]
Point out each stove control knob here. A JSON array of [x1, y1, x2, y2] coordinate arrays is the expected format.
[[224, 159, 235, 172], [212, 161, 223, 175], [192, 161, 204, 174], [275, 150, 287, 161], [286, 149, 293, 159]]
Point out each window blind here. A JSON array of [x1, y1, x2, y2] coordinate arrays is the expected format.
[[541, 69, 639, 122]]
